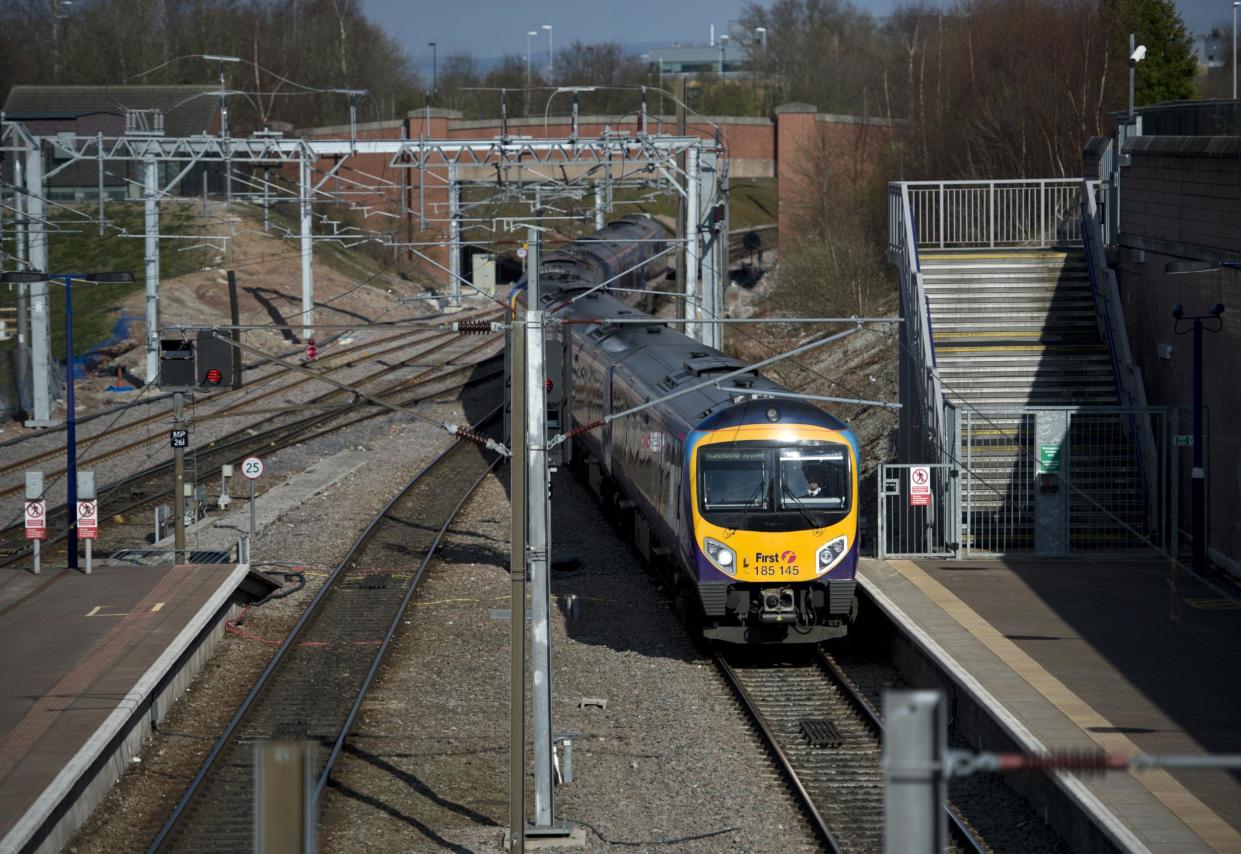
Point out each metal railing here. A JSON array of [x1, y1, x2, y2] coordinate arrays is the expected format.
[[887, 182, 951, 467], [1080, 183, 1159, 536], [890, 179, 1083, 250]]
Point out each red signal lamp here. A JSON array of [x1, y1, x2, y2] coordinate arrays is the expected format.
[[306, 338, 318, 361], [204, 368, 223, 385]]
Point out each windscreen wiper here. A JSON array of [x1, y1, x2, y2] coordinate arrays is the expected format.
[[781, 480, 823, 532], [742, 477, 769, 510]]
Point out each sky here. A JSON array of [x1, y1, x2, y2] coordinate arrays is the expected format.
[[368, 0, 1235, 67]]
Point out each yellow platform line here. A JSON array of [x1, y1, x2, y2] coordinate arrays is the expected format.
[[887, 559, 1241, 852], [934, 331, 1048, 339]]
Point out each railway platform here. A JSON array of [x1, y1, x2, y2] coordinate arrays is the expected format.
[[858, 557, 1241, 853], [0, 560, 276, 854]]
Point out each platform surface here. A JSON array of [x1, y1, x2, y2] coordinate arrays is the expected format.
[[860, 557, 1241, 854], [0, 562, 248, 842]]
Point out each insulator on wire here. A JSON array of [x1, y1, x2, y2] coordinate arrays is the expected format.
[[442, 422, 511, 457], [454, 319, 494, 335]]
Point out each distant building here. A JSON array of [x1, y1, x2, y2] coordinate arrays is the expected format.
[[2, 85, 222, 201], [646, 44, 748, 79]]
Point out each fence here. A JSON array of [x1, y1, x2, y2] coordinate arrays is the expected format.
[[893, 179, 1083, 250], [878, 463, 961, 558], [879, 407, 1172, 560]]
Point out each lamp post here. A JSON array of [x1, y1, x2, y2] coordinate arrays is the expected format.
[[1128, 35, 1146, 118], [1166, 259, 1234, 573], [527, 30, 538, 114], [2, 271, 135, 569], [428, 41, 437, 93], [719, 34, 729, 75], [542, 24, 554, 82], [755, 27, 769, 110], [202, 54, 241, 204], [1233, 1, 1239, 100]]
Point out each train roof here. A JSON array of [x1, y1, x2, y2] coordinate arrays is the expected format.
[[543, 286, 851, 436]]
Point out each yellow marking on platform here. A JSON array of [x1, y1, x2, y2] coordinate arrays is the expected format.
[[85, 605, 127, 617], [888, 559, 1241, 851], [151, 602, 165, 613]]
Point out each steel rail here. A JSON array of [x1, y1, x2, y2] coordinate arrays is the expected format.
[[0, 314, 503, 486], [0, 325, 439, 480], [715, 647, 989, 854], [0, 344, 502, 565], [814, 649, 988, 854], [713, 651, 843, 852], [147, 406, 503, 852]]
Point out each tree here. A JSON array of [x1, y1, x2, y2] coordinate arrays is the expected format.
[[1104, 0, 1197, 104]]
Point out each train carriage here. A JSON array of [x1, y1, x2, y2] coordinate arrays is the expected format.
[[512, 218, 859, 644]]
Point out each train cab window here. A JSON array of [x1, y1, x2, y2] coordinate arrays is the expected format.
[[778, 450, 848, 510], [697, 441, 851, 532], [700, 449, 770, 510]]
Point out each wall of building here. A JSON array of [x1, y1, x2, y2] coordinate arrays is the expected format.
[[1117, 135, 1241, 571]]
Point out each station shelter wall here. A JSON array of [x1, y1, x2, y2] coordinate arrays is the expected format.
[[1117, 135, 1241, 572]]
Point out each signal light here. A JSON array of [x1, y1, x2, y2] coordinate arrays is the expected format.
[[306, 338, 318, 361], [204, 368, 223, 385], [545, 378, 553, 391]]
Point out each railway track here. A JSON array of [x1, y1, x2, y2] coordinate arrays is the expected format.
[[146, 406, 504, 852], [0, 312, 502, 498], [0, 333, 504, 566], [716, 647, 987, 853]]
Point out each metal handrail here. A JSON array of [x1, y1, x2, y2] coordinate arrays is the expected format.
[[888, 183, 950, 467], [898, 179, 1083, 249], [1080, 183, 1160, 541]]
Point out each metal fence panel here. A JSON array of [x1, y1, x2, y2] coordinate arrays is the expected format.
[[872, 411, 1170, 560], [878, 463, 960, 559], [961, 411, 1035, 556], [902, 180, 1082, 249]]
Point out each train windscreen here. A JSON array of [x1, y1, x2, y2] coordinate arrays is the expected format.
[[698, 441, 851, 532]]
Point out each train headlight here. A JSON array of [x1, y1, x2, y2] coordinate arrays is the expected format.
[[816, 536, 849, 575], [703, 537, 736, 576]]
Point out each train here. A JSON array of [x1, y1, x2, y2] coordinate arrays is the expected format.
[[509, 215, 860, 644]]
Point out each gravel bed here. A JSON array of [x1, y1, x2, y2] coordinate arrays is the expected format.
[[319, 467, 821, 853], [830, 640, 1073, 852], [62, 377, 502, 853]]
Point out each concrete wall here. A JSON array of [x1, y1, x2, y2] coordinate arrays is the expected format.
[[1117, 135, 1241, 572]]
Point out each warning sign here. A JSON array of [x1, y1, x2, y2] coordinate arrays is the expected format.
[[910, 466, 932, 507], [24, 500, 46, 540], [77, 500, 98, 540]]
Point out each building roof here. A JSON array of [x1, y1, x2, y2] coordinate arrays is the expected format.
[[2, 85, 221, 137]]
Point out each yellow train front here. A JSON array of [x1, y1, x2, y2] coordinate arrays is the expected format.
[[685, 400, 859, 643]]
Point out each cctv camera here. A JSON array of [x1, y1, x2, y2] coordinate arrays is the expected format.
[[1172, 304, 1184, 319], [1210, 303, 1226, 317], [1130, 45, 1147, 64]]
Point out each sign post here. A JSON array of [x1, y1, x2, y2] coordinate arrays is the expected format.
[[25, 471, 45, 574], [242, 456, 264, 541], [910, 465, 931, 507], [77, 470, 97, 574]]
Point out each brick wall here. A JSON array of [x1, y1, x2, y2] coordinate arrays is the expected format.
[[1117, 135, 1241, 572], [774, 104, 894, 243]]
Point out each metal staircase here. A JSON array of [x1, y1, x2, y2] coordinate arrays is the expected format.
[[921, 248, 1156, 553], [924, 249, 1116, 408]]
